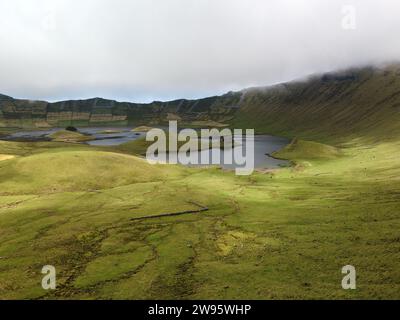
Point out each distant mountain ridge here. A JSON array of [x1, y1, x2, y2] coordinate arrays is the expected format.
[[0, 90, 242, 128], [1, 64, 400, 142]]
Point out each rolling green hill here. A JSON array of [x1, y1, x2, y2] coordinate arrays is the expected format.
[[48, 130, 95, 143]]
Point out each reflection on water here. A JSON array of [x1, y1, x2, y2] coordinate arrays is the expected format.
[[2, 127, 289, 169], [4, 127, 146, 145], [80, 128, 146, 146]]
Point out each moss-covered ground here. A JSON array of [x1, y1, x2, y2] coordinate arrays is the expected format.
[[0, 131, 399, 299]]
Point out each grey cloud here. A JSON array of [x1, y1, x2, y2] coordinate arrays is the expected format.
[[0, 0, 399, 102]]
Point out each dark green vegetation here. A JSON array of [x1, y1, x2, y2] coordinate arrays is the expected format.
[[232, 64, 400, 142], [0, 65, 400, 299]]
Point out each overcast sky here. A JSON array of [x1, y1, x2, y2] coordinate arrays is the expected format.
[[0, 0, 399, 102]]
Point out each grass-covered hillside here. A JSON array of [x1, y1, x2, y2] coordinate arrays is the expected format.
[[233, 64, 400, 142], [0, 65, 400, 299]]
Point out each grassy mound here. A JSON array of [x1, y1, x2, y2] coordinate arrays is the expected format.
[[0, 150, 183, 194], [273, 138, 341, 161], [116, 135, 235, 156], [116, 137, 153, 155], [131, 126, 154, 132], [98, 129, 124, 134], [186, 120, 229, 128], [48, 130, 94, 143], [116, 136, 191, 155]]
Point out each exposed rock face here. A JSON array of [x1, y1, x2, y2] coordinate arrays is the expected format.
[[0, 93, 241, 128]]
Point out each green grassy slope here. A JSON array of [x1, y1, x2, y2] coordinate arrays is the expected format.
[[1, 138, 399, 299], [232, 64, 400, 142], [0, 150, 184, 195], [0, 65, 400, 299], [272, 138, 341, 160]]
